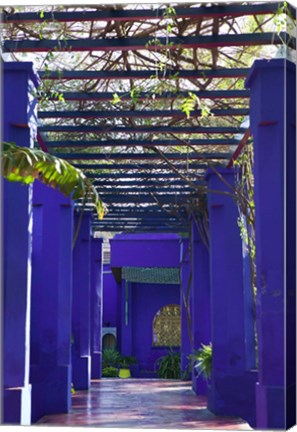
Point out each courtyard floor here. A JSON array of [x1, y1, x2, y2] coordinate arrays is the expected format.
[[37, 379, 253, 429]]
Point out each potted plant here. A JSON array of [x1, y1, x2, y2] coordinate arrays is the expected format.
[[193, 343, 212, 380], [155, 348, 181, 379], [118, 355, 138, 378], [188, 343, 212, 393], [102, 348, 121, 378], [102, 348, 121, 368]]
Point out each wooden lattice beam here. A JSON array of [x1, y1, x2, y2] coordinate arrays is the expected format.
[[40, 89, 250, 101], [39, 125, 247, 134], [38, 108, 249, 119], [2, 3, 292, 23], [37, 68, 250, 80], [93, 180, 204, 186], [74, 163, 210, 170], [53, 152, 231, 160], [43, 138, 238, 148], [3, 32, 295, 53]]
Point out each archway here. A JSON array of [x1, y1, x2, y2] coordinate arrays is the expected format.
[[102, 333, 116, 350]]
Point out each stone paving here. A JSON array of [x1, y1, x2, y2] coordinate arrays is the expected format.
[[37, 379, 253, 429]]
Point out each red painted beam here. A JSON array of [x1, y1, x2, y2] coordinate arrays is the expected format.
[[227, 128, 251, 168], [36, 132, 48, 153]]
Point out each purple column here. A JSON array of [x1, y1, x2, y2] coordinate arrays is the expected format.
[[242, 221, 256, 370], [72, 213, 91, 390], [2, 62, 39, 425], [116, 281, 123, 353], [191, 219, 211, 395], [180, 239, 192, 376], [120, 280, 133, 356], [206, 168, 257, 426], [246, 59, 296, 429], [103, 266, 118, 328], [30, 181, 73, 422], [90, 238, 103, 379]]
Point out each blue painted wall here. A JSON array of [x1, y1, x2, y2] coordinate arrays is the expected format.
[[102, 265, 118, 328], [131, 282, 180, 372]]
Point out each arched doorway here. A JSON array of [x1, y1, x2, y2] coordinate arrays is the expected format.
[[102, 333, 116, 350]]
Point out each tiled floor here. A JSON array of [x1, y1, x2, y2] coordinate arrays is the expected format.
[[37, 379, 252, 429]]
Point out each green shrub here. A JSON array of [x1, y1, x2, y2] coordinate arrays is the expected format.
[[155, 349, 181, 379], [102, 348, 121, 369], [119, 355, 138, 368], [189, 343, 212, 380], [102, 366, 119, 378]]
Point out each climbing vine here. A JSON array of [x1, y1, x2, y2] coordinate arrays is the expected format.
[[111, 5, 212, 119], [233, 141, 257, 355]]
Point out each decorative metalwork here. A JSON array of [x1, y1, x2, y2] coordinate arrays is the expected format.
[[122, 267, 180, 285]]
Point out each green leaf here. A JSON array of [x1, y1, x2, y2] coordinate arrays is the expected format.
[[1, 141, 106, 220], [201, 105, 212, 118], [167, 23, 173, 33], [130, 87, 141, 103], [112, 93, 122, 105], [181, 92, 198, 119]]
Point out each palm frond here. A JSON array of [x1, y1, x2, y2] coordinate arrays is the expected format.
[[2, 141, 105, 219]]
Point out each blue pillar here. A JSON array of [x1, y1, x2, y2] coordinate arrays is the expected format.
[[241, 219, 256, 370], [180, 239, 192, 377], [90, 238, 103, 379], [30, 181, 73, 422], [246, 58, 296, 429], [116, 281, 123, 353], [120, 280, 133, 356], [72, 213, 91, 390], [191, 218, 211, 395], [206, 168, 257, 426], [2, 62, 39, 425]]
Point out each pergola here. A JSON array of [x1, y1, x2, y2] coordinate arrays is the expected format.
[[2, 1, 295, 234], [1, 2, 296, 430]]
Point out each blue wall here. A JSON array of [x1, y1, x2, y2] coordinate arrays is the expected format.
[[102, 266, 118, 328], [131, 282, 180, 372]]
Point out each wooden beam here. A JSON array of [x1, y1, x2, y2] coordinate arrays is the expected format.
[[227, 128, 251, 168], [101, 218, 187, 224], [73, 163, 218, 170], [4, 33, 294, 53], [38, 68, 250, 80], [39, 89, 250, 101], [102, 204, 188, 212], [96, 186, 196, 194], [53, 151, 231, 160], [103, 212, 183, 219], [93, 179, 204, 186], [87, 172, 201, 179], [97, 194, 198, 203], [38, 108, 249, 119], [2, 3, 288, 24], [44, 138, 239, 148], [91, 226, 186, 233], [39, 125, 247, 134], [103, 209, 188, 217]]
